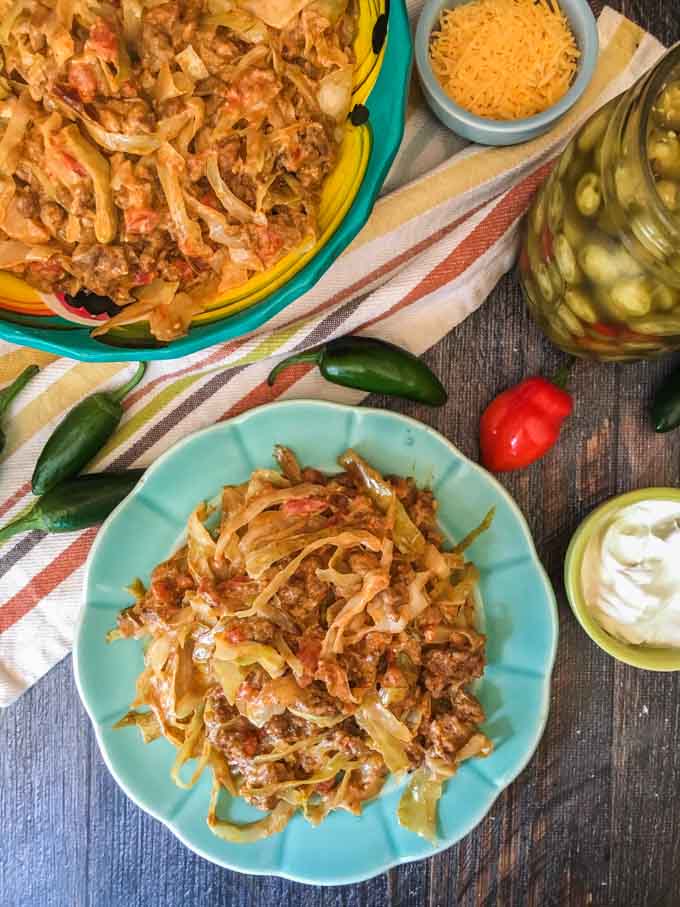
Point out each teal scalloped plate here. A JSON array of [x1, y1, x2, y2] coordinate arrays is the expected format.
[[73, 401, 558, 884]]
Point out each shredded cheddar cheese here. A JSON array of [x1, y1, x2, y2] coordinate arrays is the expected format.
[[430, 0, 580, 121]]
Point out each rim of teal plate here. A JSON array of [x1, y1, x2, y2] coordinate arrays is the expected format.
[[73, 401, 559, 884], [0, 3, 413, 362]]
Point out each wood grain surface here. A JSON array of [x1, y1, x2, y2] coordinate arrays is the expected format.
[[2, 3, 680, 905]]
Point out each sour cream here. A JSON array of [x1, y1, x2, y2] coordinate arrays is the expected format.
[[581, 499, 680, 647]]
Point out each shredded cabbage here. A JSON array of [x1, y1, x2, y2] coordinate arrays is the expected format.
[[122, 0, 143, 51], [186, 503, 216, 583], [177, 44, 210, 80], [0, 240, 55, 268], [154, 63, 193, 104], [91, 280, 180, 336], [113, 709, 162, 743], [251, 753, 358, 794], [55, 0, 76, 29], [53, 89, 163, 155], [0, 0, 28, 44], [212, 659, 245, 705], [208, 782, 296, 842], [61, 125, 117, 243], [156, 143, 208, 257], [252, 734, 324, 764], [214, 640, 287, 678], [403, 570, 433, 621], [171, 704, 209, 789], [323, 571, 389, 655], [206, 152, 263, 225], [0, 93, 31, 177], [245, 527, 344, 579], [252, 531, 383, 613], [339, 450, 426, 557], [236, 0, 314, 29], [317, 66, 352, 121], [185, 193, 240, 246], [454, 508, 496, 553], [238, 674, 301, 727], [203, 10, 269, 43], [355, 695, 412, 774], [397, 769, 442, 842], [287, 707, 348, 728], [215, 483, 329, 562]]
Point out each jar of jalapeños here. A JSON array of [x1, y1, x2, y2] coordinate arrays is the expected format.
[[520, 47, 680, 360]]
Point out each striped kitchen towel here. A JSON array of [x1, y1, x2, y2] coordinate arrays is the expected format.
[[0, 7, 664, 706]]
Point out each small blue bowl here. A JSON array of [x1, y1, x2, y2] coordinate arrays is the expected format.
[[415, 0, 599, 146]]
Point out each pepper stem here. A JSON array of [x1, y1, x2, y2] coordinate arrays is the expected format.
[[551, 359, 574, 391], [0, 365, 39, 417], [0, 503, 44, 545], [110, 362, 147, 404], [267, 348, 323, 387]]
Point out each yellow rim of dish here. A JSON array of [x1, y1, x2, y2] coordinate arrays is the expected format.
[[564, 487, 680, 671]]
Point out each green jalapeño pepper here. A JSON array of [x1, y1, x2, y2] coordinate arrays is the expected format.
[[651, 367, 680, 432], [32, 362, 146, 495], [0, 471, 144, 543], [267, 337, 447, 406], [0, 364, 39, 454]]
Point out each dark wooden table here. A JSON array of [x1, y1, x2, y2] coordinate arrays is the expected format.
[[3, 3, 680, 905]]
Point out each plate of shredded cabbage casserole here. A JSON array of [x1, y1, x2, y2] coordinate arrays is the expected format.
[[74, 400, 558, 883]]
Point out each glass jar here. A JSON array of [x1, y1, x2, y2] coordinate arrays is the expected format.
[[520, 45, 680, 361]]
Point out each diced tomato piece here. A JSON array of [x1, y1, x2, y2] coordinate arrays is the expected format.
[[282, 498, 328, 516], [68, 62, 98, 103], [171, 258, 195, 281], [61, 152, 86, 177], [253, 224, 284, 263], [89, 18, 119, 62], [381, 666, 405, 687], [200, 191, 220, 209], [297, 636, 321, 686], [591, 322, 621, 338], [241, 732, 259, 757], [132, 270, 154, 287], [224, 625, 248, 644], [125, 208, 160, 235], [150, 578, 176, 603], [27, 260, 64, 280], [315, 778, 337, 794]]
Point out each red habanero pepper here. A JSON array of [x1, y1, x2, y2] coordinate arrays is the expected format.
[[479, 364, 574, 472]]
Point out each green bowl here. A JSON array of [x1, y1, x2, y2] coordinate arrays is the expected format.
[[0, 0, 411, 361], [564, 487, 680, 671]]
